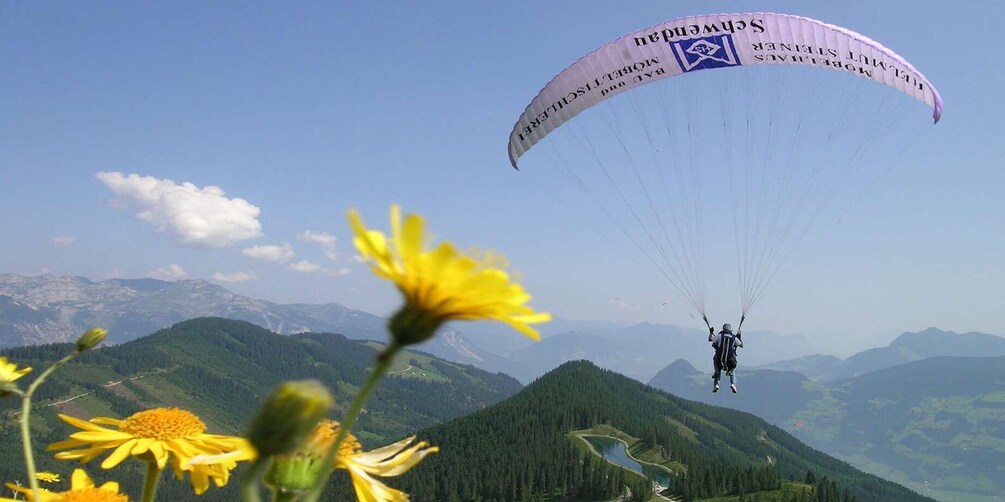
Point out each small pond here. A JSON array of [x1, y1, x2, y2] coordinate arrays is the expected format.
[[583, 435, 672, 487]]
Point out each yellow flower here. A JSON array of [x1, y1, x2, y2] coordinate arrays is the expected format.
[[34, 472, 60, 483], [196, 420, 438, 502], [316, 420, 437, 502], [48, 408, 249, 495], [0, 357, 31, 384], [3, 469, 127, 502], [349, 205, 550, 345]]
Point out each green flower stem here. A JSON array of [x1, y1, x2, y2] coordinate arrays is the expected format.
[[20, 351, 79, 500], [241, 457, 269, 502], [304, 342, 401, 502], [274, 490, 301, 502], [141, 459, 164, 502]]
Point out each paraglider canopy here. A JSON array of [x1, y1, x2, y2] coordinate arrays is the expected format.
[[508, 12, 942, 169], [506, 13, 942, 321]]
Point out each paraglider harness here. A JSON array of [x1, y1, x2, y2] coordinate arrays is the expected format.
[[704, 315, 743, 374]]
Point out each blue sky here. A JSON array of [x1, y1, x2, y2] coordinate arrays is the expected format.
[[2, 1, 1002, 353]]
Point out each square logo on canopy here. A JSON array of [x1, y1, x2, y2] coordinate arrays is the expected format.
[[671, 35, 742, 72]]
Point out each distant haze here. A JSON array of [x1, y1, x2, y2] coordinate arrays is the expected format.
[[4, 273, 1001, 387]]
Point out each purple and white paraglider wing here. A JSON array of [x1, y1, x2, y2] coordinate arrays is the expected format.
[[508, 12, 943, 168]]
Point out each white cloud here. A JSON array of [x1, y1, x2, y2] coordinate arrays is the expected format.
[[149, 264, 187, 280], [96, 171, 262, 248], [298, 230, 335, 247], [212, 271, 257, 282], [50, 236, 75, 247], [322, 267, 351, 277], [288, 260, 322, 273], [298, 230, 339, 260], [242, 243, 294, 263]]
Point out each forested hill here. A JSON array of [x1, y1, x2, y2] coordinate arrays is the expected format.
[[391, 361, 930, 502], [650, 356, 1005, 499], [0, 317, 521, 500]]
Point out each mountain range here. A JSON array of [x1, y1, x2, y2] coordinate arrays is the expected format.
[[3, 273, 1001, 500], [0, 318, 930, 501], [650, 350, 1005, 500], [0, 273, 383, 344], [0, 273, 825, 383], [753, 327, 1005, 381], [0, 273, 507, 371], [500, 321, 818, 382]]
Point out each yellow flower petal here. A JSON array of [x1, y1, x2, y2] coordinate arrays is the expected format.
[[351, 436, 417, 463], [0, 357, 32, 384], [100, 439, 139, 469], [99, 481, 121, 493], [56, 414, 108, 432], [350, 439, 439, 477], [345, 464, 409, 502], [71, 468, 93, 489], [70, 431, 133, 442], [90, 418, 125, 426]]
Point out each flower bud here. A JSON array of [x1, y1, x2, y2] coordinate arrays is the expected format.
[[75, 328, 108, 352], [264, 454, 328, 495], [388, 303, 444, 347], [246, 380, 333, 457]]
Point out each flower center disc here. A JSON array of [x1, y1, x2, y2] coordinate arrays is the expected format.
[[308, 421, 361, 459], [120, 408, 206, 439]]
